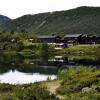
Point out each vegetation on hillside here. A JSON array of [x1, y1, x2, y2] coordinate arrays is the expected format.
[[2, 6, 100, 35], [0, 15, 11, 25]]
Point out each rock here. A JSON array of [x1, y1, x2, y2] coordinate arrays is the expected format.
[[81, 87, 92, 93]]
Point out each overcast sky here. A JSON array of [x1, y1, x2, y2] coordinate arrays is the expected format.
[[0, 0, 100, 19]]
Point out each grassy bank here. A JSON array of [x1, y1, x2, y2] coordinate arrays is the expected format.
[[0, 66, 100, 100], [0, 82, 60, 100], [57, 66, 100, 100], [58, 44, 100, 56]]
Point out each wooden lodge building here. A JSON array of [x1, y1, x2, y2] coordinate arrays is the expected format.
[[28, 35, 61, 43], [64, 34, 83, 45], [64, 34, 100, 45], [37, 35, 61, 43], [28, 34, 100, 46]]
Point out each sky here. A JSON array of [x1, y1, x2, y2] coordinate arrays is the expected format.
[[0, 0, 100, 19]]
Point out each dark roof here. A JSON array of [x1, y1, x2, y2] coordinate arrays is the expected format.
[[38, 35, 57, 39], [90, 35, 100, 37], [64, 34, 83, 38]]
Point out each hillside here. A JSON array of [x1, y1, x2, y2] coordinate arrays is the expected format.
[[3, 6, 100, 35], [0, 15, 11, 25]]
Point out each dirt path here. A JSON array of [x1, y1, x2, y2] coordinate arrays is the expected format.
[[41, 80, 64, 99], [46, 80, 61, 94]]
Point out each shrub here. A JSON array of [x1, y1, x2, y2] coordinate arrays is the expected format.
[[0, 84, 14, 92], [16, 85, 59, 100], [58, 66, 97, 80]]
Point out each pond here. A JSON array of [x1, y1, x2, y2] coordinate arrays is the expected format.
[[0, 70, 56, 84], [0, 54, 100, 84], [0, 54, 58, 84]]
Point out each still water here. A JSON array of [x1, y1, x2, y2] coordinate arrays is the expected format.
[[0, 70, 56, 84], [0, 54, 58, 84], [0, 54, 99, 84]]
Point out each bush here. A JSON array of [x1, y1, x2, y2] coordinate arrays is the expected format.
[[0, 84, 14, 92], [16, 85, 59, 100], [57, 78, 100, 95], [57, 66, 100, 95], [58, 66, 96, 80]]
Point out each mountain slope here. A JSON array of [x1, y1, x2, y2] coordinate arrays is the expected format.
[[0, 15, 11, 25], [3, 6, 100, 35]]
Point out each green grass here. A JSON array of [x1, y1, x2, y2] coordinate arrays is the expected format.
[[60, 44, 100, 56], [57, 66, 100, 100]]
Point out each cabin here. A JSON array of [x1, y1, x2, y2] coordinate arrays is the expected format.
[[79, 34, 100, 44], [36, 35, 61, 43], [64, 34, 83, 45], [90, 35, 100, 44], [78, 34, 91, 44], [27, 34, 100, 45]]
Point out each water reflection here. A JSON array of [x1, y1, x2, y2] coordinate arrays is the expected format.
[[0, 54, 100, 84], [48, 55, 100, 66], [0, 70, 56, 84], [0, 54, 58, 84]]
